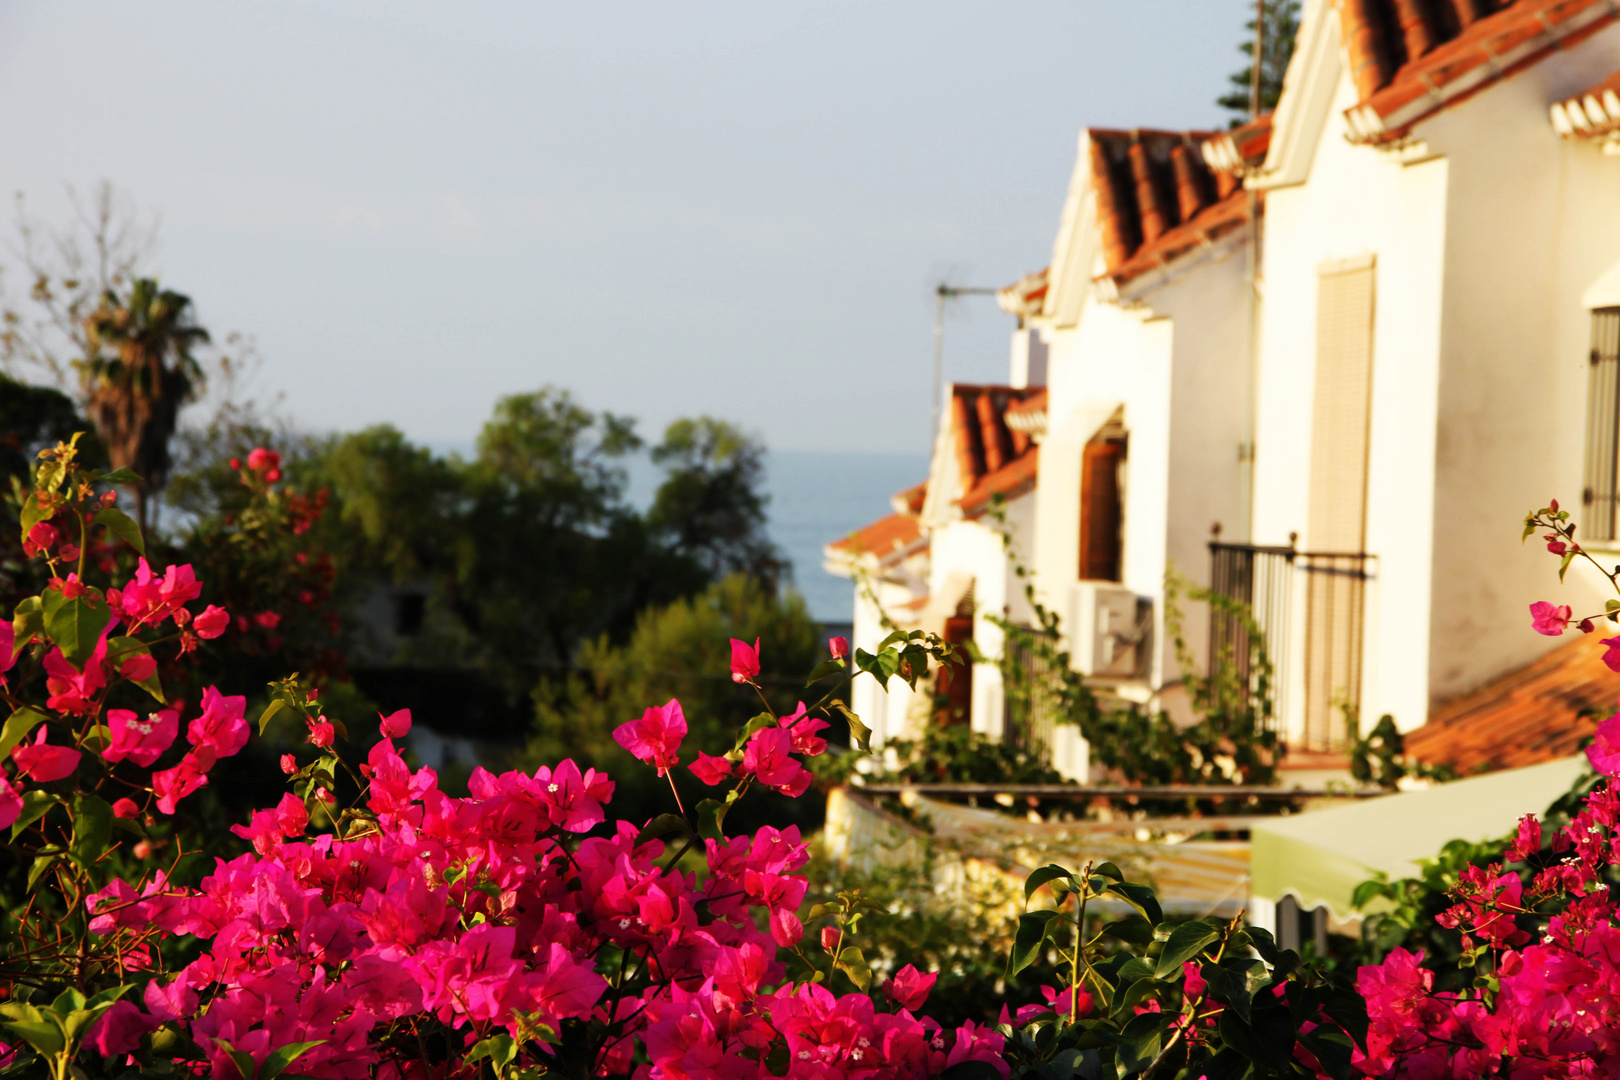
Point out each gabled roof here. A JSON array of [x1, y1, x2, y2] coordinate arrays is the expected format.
[[825, 511, 925, 565], [997, 268, 1050, 322], [1087, 129, 1258, 287], [1405, 636, 1616, 774], [948, 385, 1043, 516], [1551, 67, 1620, 143], [1336, 0, 1620, 145]]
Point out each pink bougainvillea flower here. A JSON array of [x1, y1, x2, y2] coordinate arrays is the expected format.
[[192, 605, 229, 639], [1602, 636, 1620, 673], [741, 726, 812, 797], [729, 637, 760, 683], [689, 751, 734, 786], [119, 652, 157, 683], [307, 717, 336, 748], [84, 1000, 161, 1058], [379, 708, 412, 739], [0, 780, 22, 830], [882, 965, 938, 1011], [12, 728, 81, 781], [187, 687, 249, 759], [245, 447, 281, 472], [1530, 601, 1571, 636], [104, 707, 180, 768], [279, 753, 298, 774], [1506, 813, 1542, 862], [253, 610, 281, 630], [1589, 713, 1620, 775], [777, 702, 830, 757], [613, 699, 686, 775], [1581, 618, 1597, 634], [1546, 535, 1568, 555], [151, 751, 210, 814], [829, 635, 849, 660], [111, 797, 140, 819], [25, 521, 57, 554], [43, 628, 112, 714]]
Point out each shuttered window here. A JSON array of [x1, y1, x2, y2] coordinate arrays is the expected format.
[[1302, 258, 1375, 748], [1079, 439, 1124, 581], [1584, 307, 1620, 541], [1307, 259, 1376, 552]]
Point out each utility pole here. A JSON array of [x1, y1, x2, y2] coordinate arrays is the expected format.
[[933, 283, 1000, 436]]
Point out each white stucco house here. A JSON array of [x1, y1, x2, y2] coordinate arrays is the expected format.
[[830, 0, 1620, 779]]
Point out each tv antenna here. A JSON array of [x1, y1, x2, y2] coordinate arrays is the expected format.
[[932, 282, 1000, 435]]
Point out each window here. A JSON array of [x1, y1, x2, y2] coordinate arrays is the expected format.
[[1584, 307, 1620, 541], [1302, 257, 1375, 748], [1079, 438, 1124, 581]]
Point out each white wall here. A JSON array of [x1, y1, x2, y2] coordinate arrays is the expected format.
[[1253, 72, 1449, 738], [1419, 24, 1620, 707], [1034, 244, 1252, 693]]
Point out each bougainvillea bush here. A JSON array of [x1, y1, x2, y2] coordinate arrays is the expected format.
[[0, 437, 1379, 1080]]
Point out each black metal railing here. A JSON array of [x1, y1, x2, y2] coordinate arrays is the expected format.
[[1208, 539, 1295, 727], [1002, 627, 1060, 759], [1299, 552, 1370, 749], [1585, 307, 1620, 541]]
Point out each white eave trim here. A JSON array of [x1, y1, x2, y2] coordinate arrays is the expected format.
[[1249, 0, 1341, 190]]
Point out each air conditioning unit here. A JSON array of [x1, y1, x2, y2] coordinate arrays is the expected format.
[[1067, 583, 1145, 678]]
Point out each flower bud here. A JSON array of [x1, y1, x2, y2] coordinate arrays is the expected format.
[[820, 926, 840, 950]]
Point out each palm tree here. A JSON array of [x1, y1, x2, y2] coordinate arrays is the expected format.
[[77, 278, 209, 531]]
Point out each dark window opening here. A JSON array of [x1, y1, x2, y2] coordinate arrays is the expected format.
[[1079, 438, 1125, 581]]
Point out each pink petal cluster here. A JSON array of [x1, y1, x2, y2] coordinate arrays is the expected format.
[[614, 698, 687, 775], [730, 637, 761, 683], [1355, 776, 1620, 1076], [83, 735, 1004, 1080]]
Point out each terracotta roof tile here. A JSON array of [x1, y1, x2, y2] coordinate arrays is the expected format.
[[941, 385, 1044, 516], [1088, 127, 1266, 286], [1337, 0, 1620, 144], [1405, 636, 1618, 774], [826, 512, 925, 564]]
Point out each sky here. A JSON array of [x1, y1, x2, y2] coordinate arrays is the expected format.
[[0, 2, 1243, 454]]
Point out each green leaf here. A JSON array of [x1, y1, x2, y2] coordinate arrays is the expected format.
[[26, 853, 58, 892], [695, 798, 731, 842], [1100, 916, 1154, 946], [1560, 549, 1577, 582], [1023, 864, 1074, 904], [72, 793, 113, 865], [1154, 921, 1221, 979], [261, 1041, 324, 1080], [94, 507, 144, 555], [1007, 909, 1060, 977], [107, 637, 163, 700], [1201, 963, 1252, 1022], [20, 493, 49, 541], [1298, 1027, 1353, 1080], [804, 657, 845, 685], [1243, 926, 1280, 966], [730, 711, 778, 752], [41, 587, 111, 668], [834, 945, 870, 991], [635, 813, 691, 846], [1105, 881, 1163, 926], [833, 702, 873, 755], [0, 707, 48, 759], [1092, 860, 1124, 882], [12, 595, 43, 653], [10, 790, 59, 839], [876, 630, 909, 651], [97, 467, 142, 486], [1, 1020, 65, 1057], [1117, 1013, 1164, 1074], [258, 699, 288, 736]]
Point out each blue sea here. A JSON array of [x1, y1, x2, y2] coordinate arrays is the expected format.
[[761, 450, 931, 623]]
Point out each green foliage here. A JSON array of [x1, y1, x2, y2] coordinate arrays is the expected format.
[[1350, 713, 1456, 791], [647, 416, 779, 584], [837, 724, 1070, 788], [1350, 835, 1506, 989], [995, 858, 1366, 1080], [524, 573, 825, 828], [1217, 0, 1302, 122], [998, 570, 1279, 793]]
